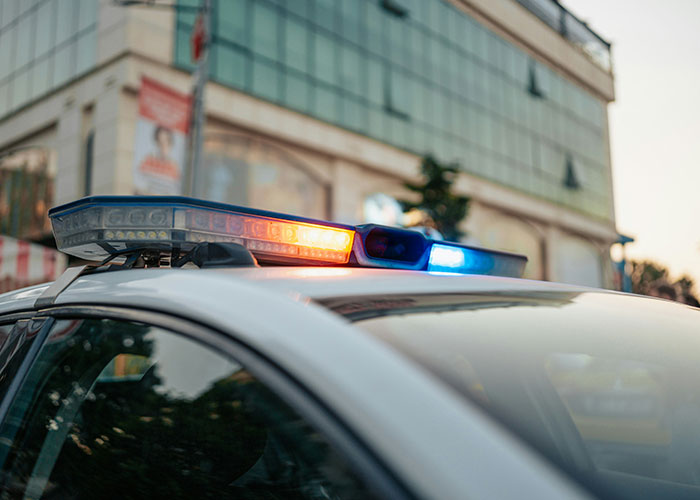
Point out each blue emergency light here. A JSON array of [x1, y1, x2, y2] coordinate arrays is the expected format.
[[428, 242, 526, 277], [49, 196, 527, 277]]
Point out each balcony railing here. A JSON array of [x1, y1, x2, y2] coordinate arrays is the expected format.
[[514, 0, 612, 72]]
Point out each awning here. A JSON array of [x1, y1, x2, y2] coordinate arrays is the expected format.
[[0, 235, 67, 294]]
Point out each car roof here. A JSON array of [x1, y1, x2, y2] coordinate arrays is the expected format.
[[0, 265, 619, 317], [203, 266, 598, 299]]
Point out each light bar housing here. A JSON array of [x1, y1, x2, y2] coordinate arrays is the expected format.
[[427, 242, 527, 277], [49, 197, 355, 265], [351, 225, 431, 270], [49, 196, 528, 278]]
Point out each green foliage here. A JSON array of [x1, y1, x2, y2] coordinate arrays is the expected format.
[[400, 155, 470, 242], [677, 275, 695, 296], [629, 260, 698, 305], [629, 260, 669, 295]]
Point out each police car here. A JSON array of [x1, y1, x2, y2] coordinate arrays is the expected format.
[[0, 196, 697, 500]]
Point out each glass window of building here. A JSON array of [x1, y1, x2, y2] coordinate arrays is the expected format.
[[251, 2, 278, 61], [284, 16, 309, 74], [201, 136, 329, 219], [214, 44, 248, 90], [216, 0, 247, 45], [175, 0, 613, 222], [0, 0, 98, 120]]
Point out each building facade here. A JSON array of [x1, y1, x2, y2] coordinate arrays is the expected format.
[[0, 0, 618, 286]]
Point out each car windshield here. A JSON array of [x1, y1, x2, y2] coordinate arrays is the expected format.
[[321, 291, 700, 500]]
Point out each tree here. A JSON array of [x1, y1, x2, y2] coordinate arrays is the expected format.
[[629, 259, 699, 305], [677, 275, 695, 297], [400, 155, 470, 242], [676, 275, 700, 306], [629, 260, 669, 296]]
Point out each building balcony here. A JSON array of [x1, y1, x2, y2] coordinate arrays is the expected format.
[[514, 0, 612, 72]]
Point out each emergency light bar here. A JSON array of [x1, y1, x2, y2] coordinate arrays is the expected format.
[[49, 196, 527, 277], [49, 197, 355, 265]]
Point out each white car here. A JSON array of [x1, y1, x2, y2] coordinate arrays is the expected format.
[[0, 196, 696, 500]]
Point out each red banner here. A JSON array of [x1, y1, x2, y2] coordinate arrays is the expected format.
[[133, 77, 192, 195], [138, 77, 191, 134], [0, 236, 66, 294]]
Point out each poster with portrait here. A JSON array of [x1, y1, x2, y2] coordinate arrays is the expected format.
[[132, 77, 191, 195]]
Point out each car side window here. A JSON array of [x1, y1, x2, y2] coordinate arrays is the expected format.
[[0, 318, 378, 499], [0, 322, 16, 393], [0, 324, 13, 350], [0, 319, 49, 399]]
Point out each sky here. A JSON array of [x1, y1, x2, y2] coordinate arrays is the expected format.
[[562, 0, 700, 287]]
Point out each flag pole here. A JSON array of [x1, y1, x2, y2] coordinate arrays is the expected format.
[[185, 0, 211, 197]]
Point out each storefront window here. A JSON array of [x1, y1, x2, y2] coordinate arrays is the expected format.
[[201, 136, 329, 219], [0, 148, 55, 241]]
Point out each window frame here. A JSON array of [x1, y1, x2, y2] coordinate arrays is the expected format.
[[0, 305, 412, 500]]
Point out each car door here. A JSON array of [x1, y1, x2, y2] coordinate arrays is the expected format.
[[0, 307, 404, 500]]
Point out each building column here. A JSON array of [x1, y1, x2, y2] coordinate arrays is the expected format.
[[331, 159, 364, 224], [91, 80, 135, 195], [54, 99, 83, 205], [543, 225, 560, 282]]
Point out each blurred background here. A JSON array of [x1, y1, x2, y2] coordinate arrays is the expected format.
[[0, 0, 695, 302]]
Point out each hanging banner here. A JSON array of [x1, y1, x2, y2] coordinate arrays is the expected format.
[[133, 77, 191, 195], [0, 236, 67, 294]]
